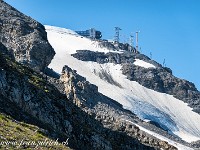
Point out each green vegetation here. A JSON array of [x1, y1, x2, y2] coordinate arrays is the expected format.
[[0, 113, 71, 150], [0, 53, 71, 149], [28, 74, 46, 90]]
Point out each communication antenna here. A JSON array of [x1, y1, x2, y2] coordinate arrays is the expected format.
[[129, 34, 134, 52], [114, 27, 121, 43], [163, 59, 166, 67], [135, 31, 140, 53], [150, 52, 152, 59]]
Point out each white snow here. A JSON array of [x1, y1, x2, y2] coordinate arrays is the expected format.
[[45, 25, 200, 146], [134, 59, 156, 68], [45, 25, 78, 35], [45, 25, 123, 54]]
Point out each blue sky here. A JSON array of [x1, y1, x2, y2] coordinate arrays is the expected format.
[[4, 0, 200, 90]]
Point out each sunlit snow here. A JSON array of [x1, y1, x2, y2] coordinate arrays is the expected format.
[[134, 59, 156, 68], [45, 25, 200, 145], [45, 25, 123, 54]]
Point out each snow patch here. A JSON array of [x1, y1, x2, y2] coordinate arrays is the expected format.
[[45, 25, 123, 54], [134, 59, 156, 68], [45, 25, 78, 35]]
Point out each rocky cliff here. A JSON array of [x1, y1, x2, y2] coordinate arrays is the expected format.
[[58, 65, 178, 150], [0, 0, 55, 71]]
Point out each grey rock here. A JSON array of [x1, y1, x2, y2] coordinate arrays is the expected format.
[[72, 50, 161, 68], [0, 1, 55, 71], [94, 40, 136, 52], [59, 65, 178, 150]]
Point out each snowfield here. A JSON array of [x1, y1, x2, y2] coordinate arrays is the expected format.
[[45, 25, 200, 147]]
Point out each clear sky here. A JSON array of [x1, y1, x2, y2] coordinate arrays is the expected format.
[[4, 0, 200, 90]]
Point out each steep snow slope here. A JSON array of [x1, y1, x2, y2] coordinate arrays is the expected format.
[[45, 25, 200, 144]]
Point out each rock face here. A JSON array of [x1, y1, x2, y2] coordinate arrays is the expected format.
[[72, 50, 161, 67], [58, 65, 177, 150], [0, 1, 55, 71], [0, 42, 14, 59], [95, 40, 136, 52]]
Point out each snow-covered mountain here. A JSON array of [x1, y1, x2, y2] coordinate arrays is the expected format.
[[45, 25, 200, 149], [4, 0, 200, 148]]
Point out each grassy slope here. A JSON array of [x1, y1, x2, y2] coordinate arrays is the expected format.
[[0, 50, 71, 149], [0, 113, 71, 150]]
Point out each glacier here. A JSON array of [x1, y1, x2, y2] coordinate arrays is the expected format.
[[45, 25, 200, 147]]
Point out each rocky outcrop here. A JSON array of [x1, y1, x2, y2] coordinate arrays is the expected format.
[[72, 50, 161, 67], [58, 65, 178, 150], [95, 40, 136, 52], [191, 140, 200, 149], [0, 1, 55, 71]]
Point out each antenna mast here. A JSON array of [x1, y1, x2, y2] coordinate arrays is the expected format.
[[135, 31, 139, 53], [129, 34, 134, 52], [114, 27, 121, 43], [163, 59, 166, 67]]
